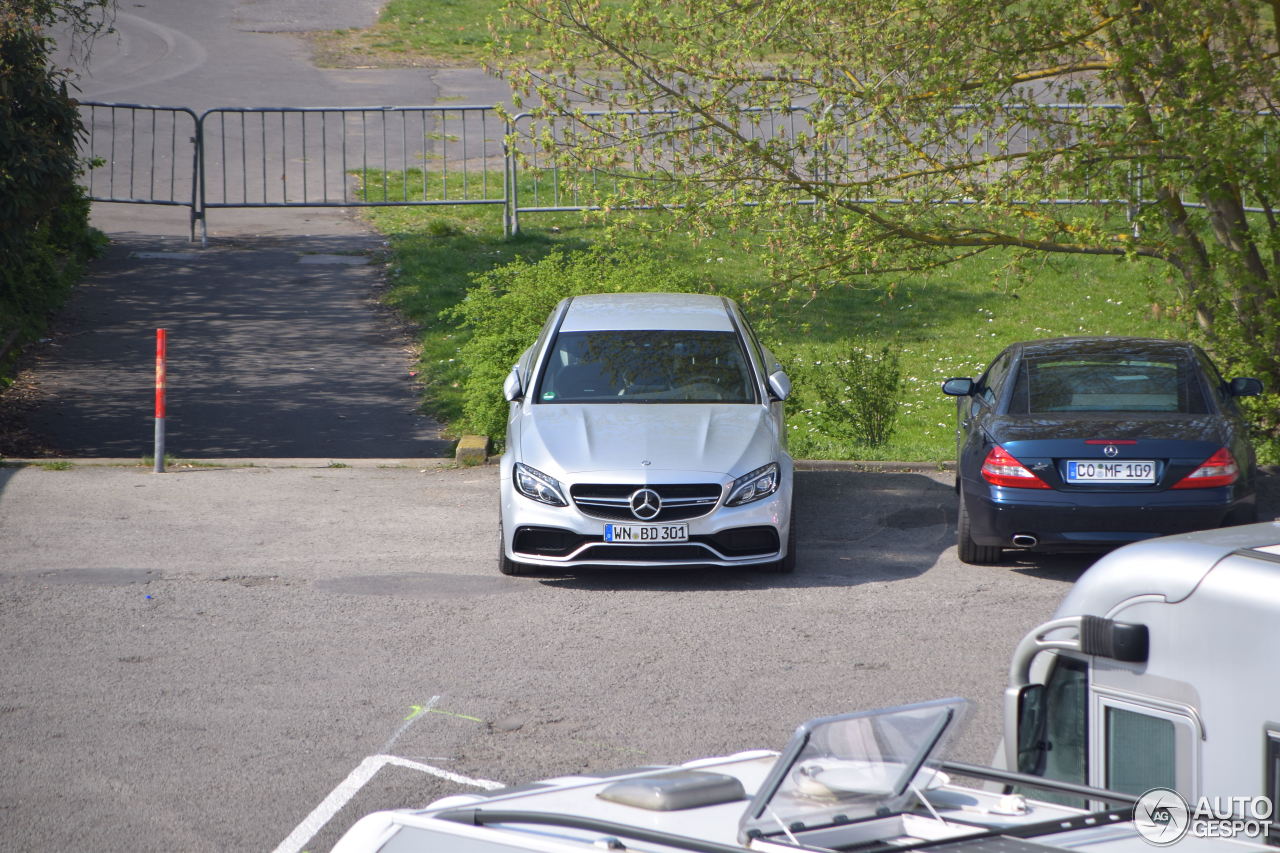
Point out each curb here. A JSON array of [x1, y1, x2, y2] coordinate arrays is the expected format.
[[795, 459, 955, 474], [0, 457, 458, 470], [455, 435, 491, 466]]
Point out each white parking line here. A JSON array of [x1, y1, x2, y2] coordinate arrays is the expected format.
[[272, 754, 504, 853]]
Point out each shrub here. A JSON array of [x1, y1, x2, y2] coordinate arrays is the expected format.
[[445, 247, 707, 441], [781, 341, 903, 451], [0, 2, 107, 378]]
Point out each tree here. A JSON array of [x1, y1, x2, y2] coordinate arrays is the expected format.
[[496, 0, 1280, 449], [0, 0, 112, 367]]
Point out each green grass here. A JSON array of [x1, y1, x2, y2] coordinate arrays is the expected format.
[[360, 171, 1188, 461], [311, 0, 527, 66], [777, 251, 1180, 460], [312, 0, 664, 67]]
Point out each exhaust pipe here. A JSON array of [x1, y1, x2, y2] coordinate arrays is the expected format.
[[1011, 533, 1038, 548]]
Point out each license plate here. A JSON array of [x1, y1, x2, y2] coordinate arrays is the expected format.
[[604, 523, 689, 543], [1066, 460, 1156, 484]]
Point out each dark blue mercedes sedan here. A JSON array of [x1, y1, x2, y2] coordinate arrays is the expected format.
[[942, 337, 1262, 564]]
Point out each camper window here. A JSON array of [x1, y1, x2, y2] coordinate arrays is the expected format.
[[1105, 707, 1176, 794]]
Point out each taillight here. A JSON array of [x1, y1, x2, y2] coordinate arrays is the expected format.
[[981, 445, 1051, 489], [1172, 447, 1239, 489]]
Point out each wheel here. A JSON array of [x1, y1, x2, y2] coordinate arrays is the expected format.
[[763, 509, 797, 573], [957, 497, 1002, 565], [498, 519, 526, 576]]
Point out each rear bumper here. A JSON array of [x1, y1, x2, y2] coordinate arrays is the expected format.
[[962, 482, 1255, 551]]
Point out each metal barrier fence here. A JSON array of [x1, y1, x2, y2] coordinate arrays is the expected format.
[[77, 101, 1273, 242], [199, 106, 506, 210], [79, 103, 200, 232], [505, 106, 830, 234], [502, 103, 1152, 234], [78, 102, 508, 243]]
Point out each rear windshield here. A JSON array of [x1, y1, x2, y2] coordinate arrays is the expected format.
[[1008, 355, 1210, 414], [535, 330, 758, 404]]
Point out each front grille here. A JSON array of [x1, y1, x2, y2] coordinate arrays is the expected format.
[[576, 544, 714, 562], [570, 483, 723, 522], [511, 526, 781, 564]]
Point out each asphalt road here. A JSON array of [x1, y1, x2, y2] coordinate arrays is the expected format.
[[1, 460, 1123, 852]]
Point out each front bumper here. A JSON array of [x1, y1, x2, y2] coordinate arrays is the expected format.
[[500, 461, 793, 569], [962, 481, 1255, 551]]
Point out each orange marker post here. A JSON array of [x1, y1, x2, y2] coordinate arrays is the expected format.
[[154, 329, 167, 473]]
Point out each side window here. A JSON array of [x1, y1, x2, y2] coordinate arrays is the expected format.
[[977, 352, 1012, 408], [1096, 698, 1198, 798], [732, 307, 773, 385], [1105, 707, 1176, 794], [527, 307, 568, 401], [1037, 656, 1089, 804], [1016, 655, 1089, 807], [1196, 350, 1229, 409]]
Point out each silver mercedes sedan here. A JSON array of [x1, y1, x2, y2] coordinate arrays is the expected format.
[[498, 292, 795, 574]]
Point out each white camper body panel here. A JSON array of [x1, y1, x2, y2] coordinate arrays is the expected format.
[[1005, 521, 1280, 806]]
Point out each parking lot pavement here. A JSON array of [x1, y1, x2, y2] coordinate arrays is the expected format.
[[0, 460, 1069, 851], [3, 460, 1276, 851]]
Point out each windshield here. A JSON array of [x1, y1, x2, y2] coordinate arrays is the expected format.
[[535, 330, 758, 404], [1008, 355, 1210, 414]]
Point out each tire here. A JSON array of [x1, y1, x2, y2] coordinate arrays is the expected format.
[[763, 509, 797, 573], [957, 497, 1002, 565], [498, 520, 526, 576]]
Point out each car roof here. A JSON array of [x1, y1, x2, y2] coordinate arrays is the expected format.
[[1012, 336, 1197, 359], [559, 293, 736, 333]]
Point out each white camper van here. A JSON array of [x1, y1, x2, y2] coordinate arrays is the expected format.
[[1003, 520, 1280, 818], [331, 697, 1235, 853]]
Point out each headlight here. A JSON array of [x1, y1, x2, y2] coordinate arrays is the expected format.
[[513, 463, 568, 507], [726, 462, 780, 507]]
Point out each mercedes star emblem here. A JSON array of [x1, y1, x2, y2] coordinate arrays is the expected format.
[[1104, 444, 1119, 458], [629, 488, 662, 520]]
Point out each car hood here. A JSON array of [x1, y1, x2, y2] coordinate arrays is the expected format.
[[515, 404, 779, 478]]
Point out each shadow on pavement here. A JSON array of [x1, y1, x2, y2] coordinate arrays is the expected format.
[[536, 470, 960, 591], [534, 467, 1280, 592], [8, 230, 449, 459]]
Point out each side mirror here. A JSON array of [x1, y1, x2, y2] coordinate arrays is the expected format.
[[1229, 377, 1263, 397], [767, 370, 792, 401], [942, 377, 975, 396], [503, 367, 523, 402]]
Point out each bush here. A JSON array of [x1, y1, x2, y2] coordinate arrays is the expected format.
[[0, 3, 106, 378], [781, 341, 903, 452], [445, 247, 707, 441]]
